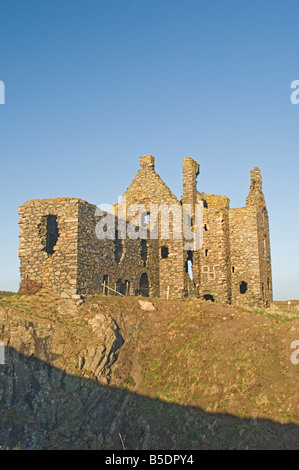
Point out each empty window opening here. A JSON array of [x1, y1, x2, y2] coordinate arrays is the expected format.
[[102, 275, 109, 295], [142, 212, 150, 227], [232, 266, 235, 273], [204, 294, 214, 302], [45, 215, 59, 255], [185, 250, 193, 280], [205, 249, 209, 257], [161, 246, 169, 259], [240, 281, 248, 295], [141, 239, 147, 266], [137, 273, 149, 297], [186, 261, 193, 279], [116, 279, 130, 296], [203, 200, 208, 208], [204, 224, 208, 231]]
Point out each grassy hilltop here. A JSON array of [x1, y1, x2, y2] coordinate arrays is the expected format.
[[0, 290, 298, 449]]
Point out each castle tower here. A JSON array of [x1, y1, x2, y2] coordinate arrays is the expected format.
[[229, 168, 272, 307], [182, 157, 200, 212]]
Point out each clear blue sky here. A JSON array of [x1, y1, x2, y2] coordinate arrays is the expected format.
[[0, 0, 298, 300]]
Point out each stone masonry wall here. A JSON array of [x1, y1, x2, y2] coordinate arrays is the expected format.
[[229, 206, 262, 306], [120, 155, 185, 299], [18, 156, 272, 307], [198, 194, 232, 304], [18, 198, 80, 298], [76, 200, 160, 297]]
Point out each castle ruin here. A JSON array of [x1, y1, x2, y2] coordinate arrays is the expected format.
[[18, 155, 272, 307]]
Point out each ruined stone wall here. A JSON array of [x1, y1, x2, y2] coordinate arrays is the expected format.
[[18, 198, 80, 298], [18, 198, 160, 299], [120, 155, 185, 299], [256, 209, 272, 306], [229, 206, 262, 306], [76, 200, 160, 297], [245, 167, 272, 306], [17, 156, 272, 307], [198, 194, 232, 303], [182, 157, 201, 297]]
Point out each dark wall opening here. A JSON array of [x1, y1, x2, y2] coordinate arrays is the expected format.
[[240, 281, 248, 294], [204, 294, 214, 302], [136, 273, 149, 297], [45, 215, 59, 255], [185, 250, 193, 280], [116, 279, 130, 296], [161, 246, 169, 259]]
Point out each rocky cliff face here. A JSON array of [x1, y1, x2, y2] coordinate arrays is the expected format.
[[0, 291, 298, 450]]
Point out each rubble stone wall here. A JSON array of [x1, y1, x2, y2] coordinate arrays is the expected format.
[[18, 156, 272, 306]]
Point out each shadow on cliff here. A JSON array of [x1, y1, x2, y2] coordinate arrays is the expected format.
[[0, 346, 298, 450]]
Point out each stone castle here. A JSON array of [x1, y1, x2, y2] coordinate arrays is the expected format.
[[18, 155, 272, 307]]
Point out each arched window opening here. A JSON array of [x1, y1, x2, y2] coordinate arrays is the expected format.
[[138, 273, 149, 297], [161, 246, 169, 259], [116, 279, 130, 296], [204, 294, 214, 302]]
